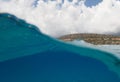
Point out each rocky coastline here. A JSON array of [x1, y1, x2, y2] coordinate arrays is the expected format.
[[59, 33, 120, 45]]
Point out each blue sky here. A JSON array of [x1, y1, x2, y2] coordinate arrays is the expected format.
[[85, 0, 103, 7], [33, 0, 103, 7]]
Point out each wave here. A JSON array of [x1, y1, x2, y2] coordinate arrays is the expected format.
[[0, 13, 120, 82], [0, 0, 120, 37]]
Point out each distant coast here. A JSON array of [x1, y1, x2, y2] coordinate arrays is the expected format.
[[59, 33, 120, 45]]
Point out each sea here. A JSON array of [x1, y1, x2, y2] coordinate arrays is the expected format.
[[0, 13, 120, 82]]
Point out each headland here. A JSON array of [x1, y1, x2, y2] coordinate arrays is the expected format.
[[59, 33, 120, 45]]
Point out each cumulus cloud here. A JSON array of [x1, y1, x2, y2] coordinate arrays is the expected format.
[[0, 0, 120, 37]]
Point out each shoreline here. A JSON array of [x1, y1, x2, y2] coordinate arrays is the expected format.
[[58, 33, 120, 45]]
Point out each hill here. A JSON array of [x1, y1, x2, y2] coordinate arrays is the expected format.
[[59, 33, 120, 45]]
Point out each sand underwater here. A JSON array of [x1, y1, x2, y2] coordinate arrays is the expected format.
[[0, 13, 120, 82]]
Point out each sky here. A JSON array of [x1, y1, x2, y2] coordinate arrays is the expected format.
[[0, 0, 120, 37], [85, 0, 102, 7], [34, 0, 103, 7]]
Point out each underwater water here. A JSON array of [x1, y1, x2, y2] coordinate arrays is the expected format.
[[0, 13, 120, 82], [70, 40, 120, 56]]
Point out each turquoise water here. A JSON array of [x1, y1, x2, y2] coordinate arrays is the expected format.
[[0, 13, 120, 82]]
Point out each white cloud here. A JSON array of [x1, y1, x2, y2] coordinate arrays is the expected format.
[[0, 0, 120, 37]]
